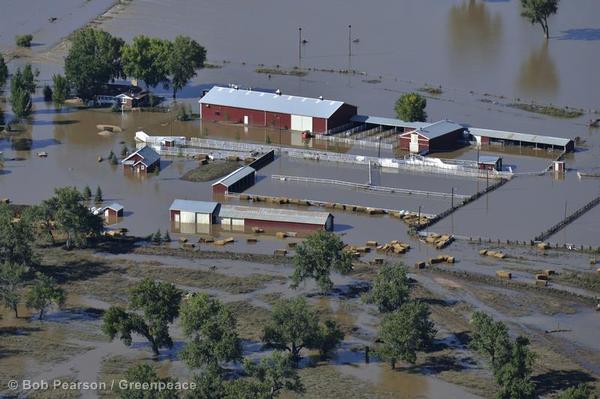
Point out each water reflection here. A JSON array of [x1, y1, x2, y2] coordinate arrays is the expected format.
[[447, 0, 502, 60], [516, 42, 559, 98]]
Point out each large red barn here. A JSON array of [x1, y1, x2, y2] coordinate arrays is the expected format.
[[199, 86, 357, 135]]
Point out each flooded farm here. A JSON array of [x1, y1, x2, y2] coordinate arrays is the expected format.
[[1, 0, 600, 398]]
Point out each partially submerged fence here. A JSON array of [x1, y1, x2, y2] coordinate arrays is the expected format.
[[534, 195, 600, 242]]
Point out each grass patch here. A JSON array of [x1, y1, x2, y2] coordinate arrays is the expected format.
[[553, 271, 600, 293], [226, 301, 271, 341], [255, 67, 308, 77], [181, 161, 240, 182], [507, 103, 584, 119], [126, 263, 285, 295]]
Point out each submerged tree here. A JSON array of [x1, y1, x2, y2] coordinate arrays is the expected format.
[[52, 74, 69, 111], [102, 278, 182, 356], [394, 92, 427, 122], [121, 35, 171, 95], [65, 28, 124, 101], [377, 301, 436, 368], [167, 35, 206, 99], [291, 231, 353, 292], [520, 0, 559, 39], [26, 272, 66, 320]]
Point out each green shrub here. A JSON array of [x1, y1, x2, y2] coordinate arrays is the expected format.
[[15, 34, 33, 47]]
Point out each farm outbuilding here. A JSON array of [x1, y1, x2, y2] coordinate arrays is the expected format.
[[398, 120, 465, 154], [121, 145, 161, 174], [169, 199, 220, 225], [212, 166, 256, 195], [199, 86, 357, 134], [219, 205, 334, 232], [104, 203, 124, 218], [478, 156, 503, 171], [469, 128, 574, 152]]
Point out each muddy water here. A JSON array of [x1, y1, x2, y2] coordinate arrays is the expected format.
[[94, 0, 600, 109]]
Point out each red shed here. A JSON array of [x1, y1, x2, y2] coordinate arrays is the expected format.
[[199, 86, 357, 135], [398, 120, 465, 154]]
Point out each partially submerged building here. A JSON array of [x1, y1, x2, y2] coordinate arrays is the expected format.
[[398, 120, 465, 153], [121, 145, 161, 174], [478, 156, 503, 171], [116, 91, 152, 110], [168, 200, 333, 232], [103, 203, 124, 218], [212, 166, 256, 195], [469, 128, 574, 152], [199, 86, 357, 134]]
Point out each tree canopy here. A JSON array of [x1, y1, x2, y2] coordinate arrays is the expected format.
[[557, 384, 592, 399], [291, 231, 353, 292], [0, 53, 8, 88], [119, 364, 179, 399], [52, 74, 69, 111], [363, 263, 411, 313], [168, 35, 206, 99], [0, 204, 35, 267], [102, 278, 182, 356], [121, 35, 171, 91], [9, 67, 33, 119], [65, 28, 124, 101], [262, 297, 342, 362], [179, 293, 242, 369], [394, 92, 427, 122], [26, 272, 66, 320], [377, 301, 436, 367], [520, 0, 559, 39], [0, 262, 28, 318]]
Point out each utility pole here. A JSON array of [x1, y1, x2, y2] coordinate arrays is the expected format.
[[348, 25, 352, 57], [368, 162, 372, 185], [377, 136, 382, 158], [451, 187, 454, 208], [298, 27, 302, 66], [564, 200, 568, 220]]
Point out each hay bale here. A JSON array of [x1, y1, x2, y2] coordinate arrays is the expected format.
[[429, 257, 444, 265], [445, 256, 455, 264], [247, 238, 258, 243], [288, 242, 297, 248], [372, 258, 384, 265], [275, 232, 287, 239], [0, 198, 10, 204], [535, 279, 548, 287], [178, 237, 188, 243], [543, 269, 556, 276], [274, 249, 288, 256], [223, 237, 235, 244], [244, 157, 256, 164], [479, 249, 488, 256], [252, 227, 264, 233], [493, 252, 507, 259], [239, 194, 251, 201], [214, 240, 226, 246], [203, 237, 214, 243], [496, 270, 511, 279], [226, 155, 239, 162], [182, 243, 195, 250], [535, 274, 548, 281], [356, 246, 371, 253], [366, 240, 378, 247], [537, 242, 550, 250]]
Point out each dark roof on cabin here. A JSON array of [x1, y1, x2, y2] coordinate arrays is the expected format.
[[212, 166, 255, 188], [122, 145, 160, 167]]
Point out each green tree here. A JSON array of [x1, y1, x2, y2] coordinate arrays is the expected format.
[[558, 384, 592, 399], [262, 297, 340, 362], [64, 28, 124, 101], [163, 230, 171, 243], [102, 278, 182, 356], [363, 263, 411, 313], [314, 319, 344, 359], [121, 145, 129, 157], [520, 0, 559, 39], [122, 35, 171, 94], [22, 64, 37, 94], [119, 364, 179, 399], [95, 186, 103, 203], [9, 69, 32, 119], [152, 229, 163, 245], [226, 351, 304, 399], [495, 336, 536, 399], [291, 231, 353, 292], [377, 301, 436, 368], [394, 92, 427, 122], [0, 204, 35, 266], [470, 311, 512, 371], [0, 262, 28, 318], [52, 74, 69, 111], [26, 272, 66, 320], [0, 53, 8, 88], [83, 185, 92, 201], [167, 35, 206, 99], [40, 187, 103, 249], [189, 365, 227, 399], [15, 34, 33, 47], [180, 293, 242, 369]]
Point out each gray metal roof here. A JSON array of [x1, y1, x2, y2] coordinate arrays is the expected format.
[[212, 166, 255, 188], [478, 155, 501, 164], [469, 128, 572, 147], [415, 120, 464, 140], [123, 145, 160, 166], [219, 204, 332, 225], [106, 203, 124, 212], [350, 115, 431, 130], [199, 86, 347, 119], [169, 199, 219, 214]]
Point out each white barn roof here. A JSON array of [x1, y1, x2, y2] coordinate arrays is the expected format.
[[219, 205, 332, 226], [199, 86, 347, 119], [469, 128, 573, 147], [169, 199, 219, 214]]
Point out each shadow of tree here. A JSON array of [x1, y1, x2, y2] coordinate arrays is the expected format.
[[38, 258, 116, 284], [94, 236, 140, 254], [533, 369, 596, 397], [404, 354, 465, 375]]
